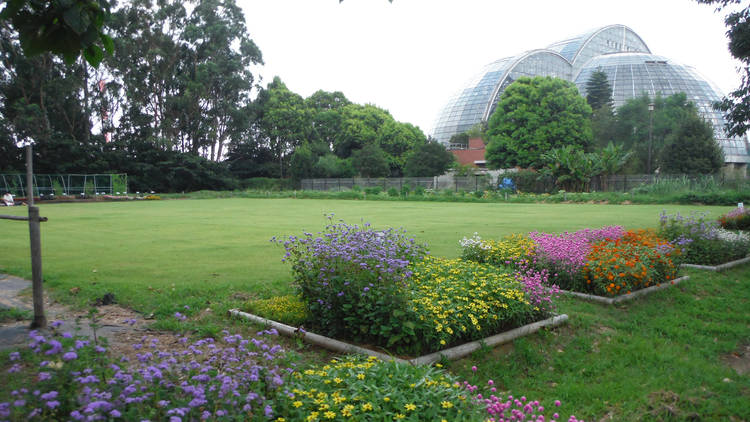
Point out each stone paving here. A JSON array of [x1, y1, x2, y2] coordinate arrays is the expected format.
[[0, 273, 144, 350]]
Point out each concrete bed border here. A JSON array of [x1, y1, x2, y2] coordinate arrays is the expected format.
[[559, 275, 690, 305], [681, 256, 750, 272], [227, 309, 568, 365]]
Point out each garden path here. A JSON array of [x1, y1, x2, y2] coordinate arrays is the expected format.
[[0, 273, 148, 351]]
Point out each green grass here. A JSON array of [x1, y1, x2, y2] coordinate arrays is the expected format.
[[449, 265, 750, 420], [1, 198, 747, 419], [0, 198, 730, 317]]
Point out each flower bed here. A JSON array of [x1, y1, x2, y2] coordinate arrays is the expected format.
[[719, 206, 750, 231], [658, 211, 750, 266], [272, 216, 558, 356], [460, 227, 683, 299], [1, 324, 583, 421]]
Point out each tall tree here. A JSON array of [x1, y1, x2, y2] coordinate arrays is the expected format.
[[255, 77, 310, 178], [612, 93, 702, 173], [697, 0, 750, 136], [485, 76, 593, 169], [585, 70, 613, 111], [660, 114, 724, 174], [182, 0, 262, 161], [351, 143, 389, 177], [403, 140, 455, 177]]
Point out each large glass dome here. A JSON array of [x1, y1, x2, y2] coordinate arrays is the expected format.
[[575, 53, 749, 163], [431, 24, 750, 166]]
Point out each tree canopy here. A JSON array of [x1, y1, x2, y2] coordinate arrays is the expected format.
[[485, 76, 593, 169], [403, 140, 455, 177], [697, 0, 750, 136], [660, 113, 724, 174]]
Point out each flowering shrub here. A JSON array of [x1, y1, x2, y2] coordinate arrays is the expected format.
[[274, 215, 428, 353], [276, 355, 583, 422], [718, 206, 750, 230], [408, 257, 543, 351], [463, 225, 683, 296], [529, 226, 624, 278], [460, 233, 536, 268], [658, 211, 750, 265], [1, 325, 290, 421], [277, 218, 555, 355], [583, 230, 681, 296]]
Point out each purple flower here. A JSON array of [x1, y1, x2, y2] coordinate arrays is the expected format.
[[9, 352, 20, 361], [63, 351, 78, 361]]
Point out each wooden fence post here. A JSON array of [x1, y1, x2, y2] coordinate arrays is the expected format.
[[28, 206, 46, 328]]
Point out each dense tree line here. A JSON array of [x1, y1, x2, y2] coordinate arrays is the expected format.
[[0, 0, 452, 191], [481, 74, 723, 191]]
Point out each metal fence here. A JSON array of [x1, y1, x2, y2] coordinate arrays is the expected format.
[[301, 173, 749, 194], [301, 175, 496, 192], [0, 174, 128, 198]]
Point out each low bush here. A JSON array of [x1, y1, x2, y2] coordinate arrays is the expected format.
[[245, 295, 308, 327], [276, 355, 582, 422], [275, 218, 555, 355], [273, 216, 428, 353], [462, 226, 681, 296], [718, 206, 750, 230], [583, 230, 682, 296], [658, 211, 750, 265], [0, 326, 289, 421]]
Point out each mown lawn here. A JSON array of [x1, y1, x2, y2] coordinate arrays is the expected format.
[[1, 198, 747, 420], [0, 199, 730, 316]]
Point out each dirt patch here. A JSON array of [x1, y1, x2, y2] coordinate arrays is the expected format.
[[721, 344, 750, 375], [645, 390, 701, 421]]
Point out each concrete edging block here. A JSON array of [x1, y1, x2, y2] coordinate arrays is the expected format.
[[559, 275, 690, 305], [228, 309, 567, 365], [681, 256, 750, 272]]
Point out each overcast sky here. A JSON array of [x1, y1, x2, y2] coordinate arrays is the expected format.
[[240, 0, 741, 136]]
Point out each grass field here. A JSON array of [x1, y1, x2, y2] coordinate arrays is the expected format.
[[1, 198, 748, 420], [0, 198, 731, 317]]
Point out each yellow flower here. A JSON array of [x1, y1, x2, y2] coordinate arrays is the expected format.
[[441, 401, 454, 408], [394, 413, 405, 420], [324, 411, 336, 419], [405, 403, 417, 411], [293, 401, 303, 408], [383, 397, 391, 402], [306, 412, 319, 422], [356, 373, 365, 380], [362, 402, 373, 412]]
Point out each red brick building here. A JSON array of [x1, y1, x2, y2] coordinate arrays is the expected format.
[[450, 137, 486, 168]]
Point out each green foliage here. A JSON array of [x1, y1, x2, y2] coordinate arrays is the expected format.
[[403, 141, 455, 177], [485, 76, 593, 169], [289, 145, 316, 181], [1, 0, 113, 66], [610, 93, 705, 173], [699, 1, 750, 137], [660, 114, 724, 174], [245, 294, 307, 326], [585, 70, 613, 110], [351, 143, 390, 177], [540, 145, 602, 192]]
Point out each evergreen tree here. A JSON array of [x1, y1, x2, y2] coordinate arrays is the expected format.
[[585, 70, 613, 110], [660, 114, 724, 174]]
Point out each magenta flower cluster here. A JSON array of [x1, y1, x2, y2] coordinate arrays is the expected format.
[[529, 226, 624, 276], [1, 324, 289, 421], [464, 376, 583, 422]]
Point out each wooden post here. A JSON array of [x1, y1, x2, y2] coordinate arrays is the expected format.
[[26, 144, 34, 206], [28, 206, 46, 328]]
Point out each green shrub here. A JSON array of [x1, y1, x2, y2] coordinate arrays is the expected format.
[[364, 186, 382, 195], [387, 187, 399, 197]]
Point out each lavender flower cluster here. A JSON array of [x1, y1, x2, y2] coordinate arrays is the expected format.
[[1, 325, 290, 421], [658, 211, 719, 242]]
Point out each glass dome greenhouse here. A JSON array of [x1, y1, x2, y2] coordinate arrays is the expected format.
[[431, 24, 750, 167]]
